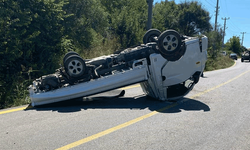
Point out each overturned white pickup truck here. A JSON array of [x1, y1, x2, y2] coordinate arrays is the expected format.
[[28, 29, 208, 106]]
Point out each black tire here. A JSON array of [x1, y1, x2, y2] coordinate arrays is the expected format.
[[64, 55, 86, 78], [157, 30, 185, 61], [63, 51, 79, 64], [241, 58, 244, 62], [143, 29, 161, 44]]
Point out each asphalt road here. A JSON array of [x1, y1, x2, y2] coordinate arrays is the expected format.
[[1, 59, 250, 150]]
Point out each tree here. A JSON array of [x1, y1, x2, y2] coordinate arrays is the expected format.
[[225, 36, 242, 55], [205, 29, 223, 58], [153, 1, 179, 32], [101, 0, 148, 48], [0, 0, 68, 108], [63, 0, 108, 49], [177, 1, 212, 35], [153, 1, 212, 36]]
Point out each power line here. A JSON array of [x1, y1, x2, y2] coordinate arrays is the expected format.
[[227, 20, 241, 31], [223, 0, 229, 17], [227, 28, 240, 34], [204, 0, 215, 7], [204, 0, 215, 8]]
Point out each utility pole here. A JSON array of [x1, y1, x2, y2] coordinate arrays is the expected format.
[[241, 32, 246, 46], [214, 0, 220, 31], [221, 17, 230, 45], [212, 0, 220, 58], [146, 0, 153, 30]]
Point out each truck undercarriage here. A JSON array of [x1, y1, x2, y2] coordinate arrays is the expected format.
[[29, 29, 208, 106]]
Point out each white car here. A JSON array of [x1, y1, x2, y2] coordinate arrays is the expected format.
[[28, 29, 208, 106]]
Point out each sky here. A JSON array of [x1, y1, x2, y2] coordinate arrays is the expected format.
[[154, 0, 250, 48]]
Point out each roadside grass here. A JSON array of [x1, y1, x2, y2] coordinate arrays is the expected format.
[[205, 55, 235, 71]]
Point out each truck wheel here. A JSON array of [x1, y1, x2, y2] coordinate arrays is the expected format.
[[63, 51, 79, 64], [64, 55, 86, 78], [157, 30, 185, 61], [143, 29, 161, 44]]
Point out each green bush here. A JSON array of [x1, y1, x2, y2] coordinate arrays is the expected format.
[[0, 0, 68, 108], [205, 56, 235, 71]]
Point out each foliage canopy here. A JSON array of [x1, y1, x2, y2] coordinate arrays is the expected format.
[[224, 36, 242, 55], [153, 1, 212, 35]]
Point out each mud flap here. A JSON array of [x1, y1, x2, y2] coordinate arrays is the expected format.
[[193, 72, 202, 84]]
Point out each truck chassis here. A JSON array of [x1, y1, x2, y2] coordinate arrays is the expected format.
[[28, 29, 208, 106]]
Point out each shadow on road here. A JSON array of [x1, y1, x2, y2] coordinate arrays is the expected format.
[[160, 98, 210, 113], [25, 90, 210, 113]]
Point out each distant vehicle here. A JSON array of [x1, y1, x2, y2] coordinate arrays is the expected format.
[[229, 53, 237, 60], [241, 51, 250, 62]]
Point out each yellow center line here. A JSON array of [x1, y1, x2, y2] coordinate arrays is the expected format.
[[56, 70, 250, 150], [189, 70, 250, 99], [56, 103, 178, 150]]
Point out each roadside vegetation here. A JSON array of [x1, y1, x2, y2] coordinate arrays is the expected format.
[[0, 0, 246, 109], [205, 56, 235, 71]]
